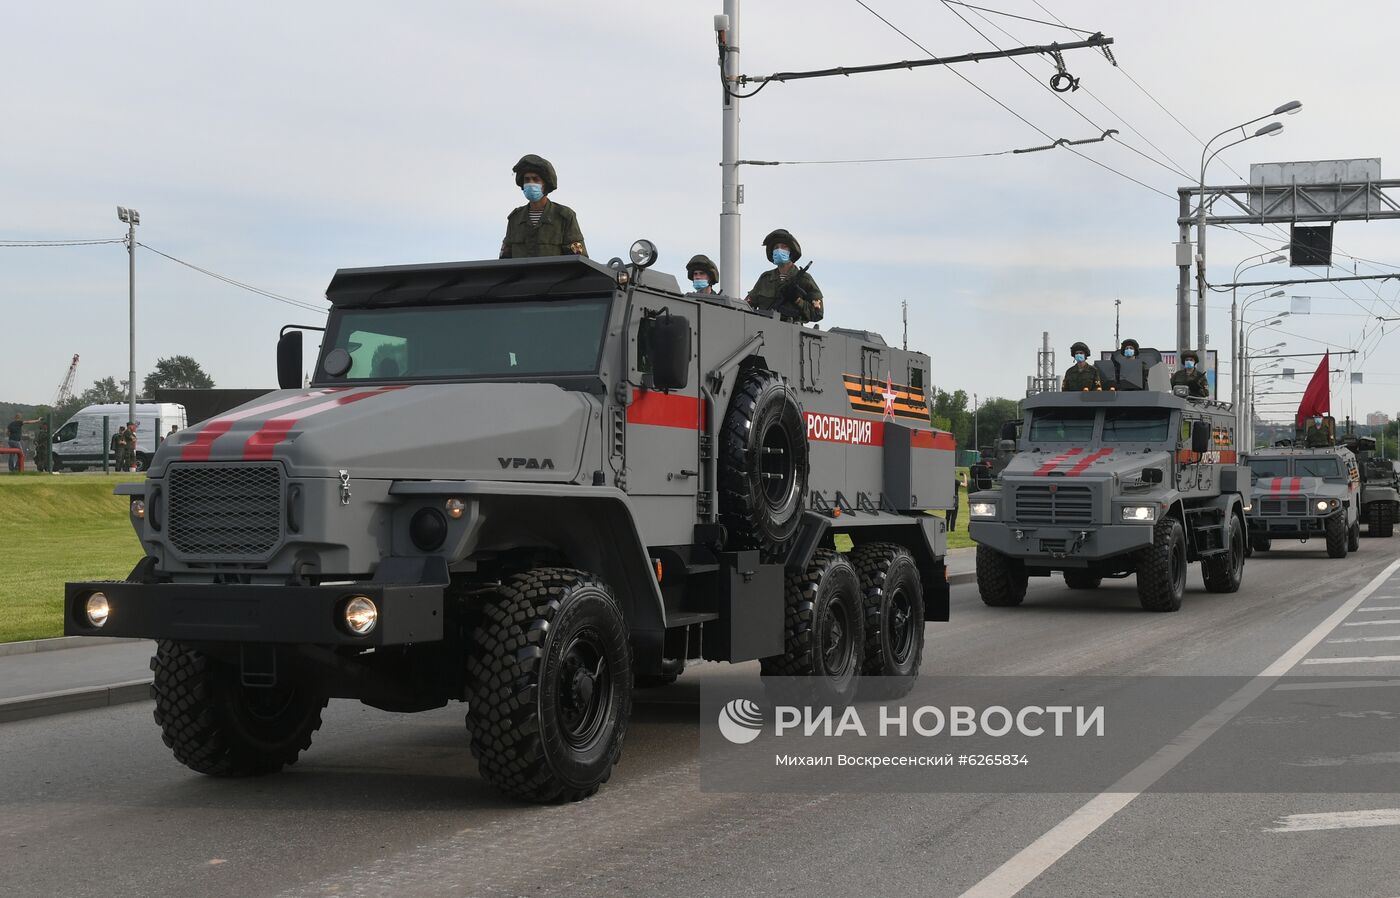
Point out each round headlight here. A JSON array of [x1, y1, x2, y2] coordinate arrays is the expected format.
[[409, 507, 447, 551], [445, 498, 466, 520], [629, 238, 658, 269], [85, 592, 110, 628], [1315, 500, 1329, 512], [130, 499, 145, 520], [343, 596, 378, 636]]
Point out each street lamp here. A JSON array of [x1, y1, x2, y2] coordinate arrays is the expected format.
[[1195, 101, 1299, 362], [1237, 288, 1285, 421], [117, 205, 140, 436], [1243, 326, 1287, 449], [1229, 256, 1286, 408]]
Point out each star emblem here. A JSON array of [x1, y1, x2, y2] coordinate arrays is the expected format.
[[882, 373, 898, 421]]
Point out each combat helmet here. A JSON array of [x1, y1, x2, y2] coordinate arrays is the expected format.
[[761, 228, 802, 263], [512, 154, 558, 194], [1120, 338, 1140, 353], [1180, 349, 1200, 363], [685, 254, 719, 284], [1070, 341, 1090, 357]]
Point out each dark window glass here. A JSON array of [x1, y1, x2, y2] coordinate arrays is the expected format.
[[1102, 409, 1172, 443], [1295, 457, 1341, 478], [1028, 408, 1097, 442], [1248, 457, 1290, 479]]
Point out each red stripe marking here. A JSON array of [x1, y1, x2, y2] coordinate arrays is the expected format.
[[1270, 477, 1284, 494], [243, 387, 405, 460], [1292, 477, 1302, 493], [1034, 448, 1084, 476], [1065, 447, 1114, 476], [181, 420, 234, 462], [180, 389, 345, 461], [627, 389, 704, 430]]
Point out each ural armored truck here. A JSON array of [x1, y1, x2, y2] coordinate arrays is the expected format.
[[968, 347, 1249, 612], [65, 245, 954, 803], [1245, 424, 1362, 557], [1345, 435, 1399, 537]]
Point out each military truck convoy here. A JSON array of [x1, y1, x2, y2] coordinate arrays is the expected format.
[[1348, 435, 1400, 537], [968, 347, 1248, 612], [65, 244, 955, 802]]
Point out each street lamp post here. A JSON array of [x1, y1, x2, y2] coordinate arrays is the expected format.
[[1195, 101, 1299, 361], [117, 206, 140, 435], [1237, 289, 1285, 431], [1243, 323, 1287, 448], [1229, 253, 1286, 408]]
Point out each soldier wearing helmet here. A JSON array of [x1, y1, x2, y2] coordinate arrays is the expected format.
[[1118, 338, 1140, 359], [1171, 350, 1210, 397], [1062, 341, 1102, 391], [745, 229, 824, 323], [685, 254, 720, 295], [499, 154, 588, 259]]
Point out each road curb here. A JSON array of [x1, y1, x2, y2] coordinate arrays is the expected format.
[[0, 636, 145, 658], [0, 679, 152, 724], [949, 571, 974, 586]]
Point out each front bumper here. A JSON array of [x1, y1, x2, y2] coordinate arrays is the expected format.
[[1246, 513, 1335, 539], [968, 521, 1154, 564], [64, 576, 444, 645]]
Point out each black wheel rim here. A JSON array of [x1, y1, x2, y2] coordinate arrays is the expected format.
[[556, 629, 613, 752], [757, 418, 797, 508], [819, 594, 856, 677], [886, 586, 916, 666]]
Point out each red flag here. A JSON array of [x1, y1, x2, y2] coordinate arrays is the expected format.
[[1296, 351, 1330, 425]]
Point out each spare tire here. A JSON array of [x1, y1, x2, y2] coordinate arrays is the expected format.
[[719, 370, 809, 559]]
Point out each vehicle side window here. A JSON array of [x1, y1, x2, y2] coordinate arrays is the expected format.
[[54, 421, 79, 442]]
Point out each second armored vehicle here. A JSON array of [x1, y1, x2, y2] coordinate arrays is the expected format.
[[1245, 425, 1362, 557]]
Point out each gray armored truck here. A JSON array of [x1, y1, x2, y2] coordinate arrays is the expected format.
[[1345, 436, 1399, 537], [64, 245, 954, 802], [1244, 436, 1361, 557], [968, 348, 1249, 612]]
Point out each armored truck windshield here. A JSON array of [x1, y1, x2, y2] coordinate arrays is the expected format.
[[1102, 408, 1172, 442], [318, 296, 612, 382], [1027, 408, 1096, 442], [1249, 456, 1343, 480]]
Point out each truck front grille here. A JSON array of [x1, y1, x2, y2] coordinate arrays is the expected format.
[[167, 463, 283, 559], [1015, 484, 1094, 525], [1260, 498, 1307, 516]]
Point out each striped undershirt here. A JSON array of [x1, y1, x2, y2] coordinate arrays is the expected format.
[[528, 209, 544, 225]]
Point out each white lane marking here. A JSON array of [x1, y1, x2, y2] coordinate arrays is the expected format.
[[958, 558, 1400, 898], [1301, 656, 1400, 665], [1328, 634, 1400, 644], [1341, 619, 1400, 627], [1288, 751, 1400, 768], [1268, 809, 1400, 833], [1274, 679, 1400, 692], [1354, 606, 1400, 612]]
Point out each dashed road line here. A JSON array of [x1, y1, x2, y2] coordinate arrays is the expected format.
[[1327, 634, 1400, 644], [957, 558, 1400, 898], [1273, 679, 1400, 692], [1341, 619, 1400, 627], [1301, 655, 1400, 665], [1267, 809, 1400, 833]]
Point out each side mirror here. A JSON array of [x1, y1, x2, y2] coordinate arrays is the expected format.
[[647, 314, 691, 390], [277, 330, 303, 389], [1191, 420, 1211, 454]]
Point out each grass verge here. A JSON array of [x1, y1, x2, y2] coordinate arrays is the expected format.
[[0, 474, 144, 642]]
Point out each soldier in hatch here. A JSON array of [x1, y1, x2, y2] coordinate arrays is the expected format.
[[686, 254, 721, 296], [499, 154, 587, 259], [1062, 341, 1102, 391], [745, 229, 824, 323], [1305, 415, 1332, 447], [1171, 350, 1210, 397]]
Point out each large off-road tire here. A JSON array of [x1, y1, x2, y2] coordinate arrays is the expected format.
[[1250, 533, 1271, 553], [849, 543, 924, 691], [1325, 513, 1348, 558], [1379, 505, 1396, 538], [149, 641, 327, 777], [761, 549, 865, 706], [1367, 504, 1391, 537], [466, 568, 631, 803], [1202, 512, 1245, 594], [1348, 518, 1361, 552], [977, 544, 1028, 607], [1135, 516, 1187, 612], [718, 370, 810, 559], [1063, 570, 1103, 590]]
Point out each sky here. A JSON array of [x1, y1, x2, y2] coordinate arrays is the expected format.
[[5, 1, 1400, 424]]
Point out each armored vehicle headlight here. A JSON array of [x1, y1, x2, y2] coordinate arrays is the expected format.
[[1122, 505, 1157, 522], [1315, 499, 1339, 512], [342, 596, 378, 636], [969, 501, 997, 518], [130, 499, 145, 520], [629, 238, 658, 269], [410, 508, 448, 551], [84, 592, 110, 628], [445, 498, 466, 520]]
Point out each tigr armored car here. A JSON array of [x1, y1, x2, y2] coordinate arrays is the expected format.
[[65, 245, 954, 803], [1245, 433, 1361, 557], [968, 347, 1249, 612]]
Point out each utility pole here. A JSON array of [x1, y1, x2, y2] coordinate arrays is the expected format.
[[716, 6, 742, 298], [117, 206, 140, 431], [972, 392, 979, 453], [1114, 298, 1121, 349], [902, 300, 908, 351]]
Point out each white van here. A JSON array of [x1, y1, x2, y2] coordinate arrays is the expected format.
[[50, 402, 187, 472]]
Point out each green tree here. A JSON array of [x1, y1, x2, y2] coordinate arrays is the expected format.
[[143, 355, 214, 394], [930, 389, 970, 448], [974, 397, 1022, 450]]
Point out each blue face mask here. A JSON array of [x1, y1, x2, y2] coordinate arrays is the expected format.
[[771, 248, 791, 265], [1184, 360, 1195, 369], [522, 183, 544, 202], [1073, 353, 1086, 363], [1123, 347, 1136, 358], [692, 278, 710, 292]]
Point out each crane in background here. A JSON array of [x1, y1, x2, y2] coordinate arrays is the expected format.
[[51, 354, 79, 407]]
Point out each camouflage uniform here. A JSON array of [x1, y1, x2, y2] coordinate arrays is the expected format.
[[499, 154, 587, 259], [746, 229, 824, 323], [111, 430, 127, 470], [1062, 363, 1102, 391], [1305, 423, 1332, 448], [33, 422, 50, 472]]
